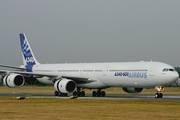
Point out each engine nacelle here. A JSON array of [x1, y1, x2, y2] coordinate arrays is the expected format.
[[54, 79, 76, 93], [3, 74, 25, 88], [122, 87, 144, 94], [0, 75, 2, 84]]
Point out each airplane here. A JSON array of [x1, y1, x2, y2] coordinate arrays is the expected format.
[[0, 33, 179, 98]]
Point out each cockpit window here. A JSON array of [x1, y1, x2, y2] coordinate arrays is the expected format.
[[162, 68, 175, 72], [169, 69, 175, 71], [163, 68, 168, 71]]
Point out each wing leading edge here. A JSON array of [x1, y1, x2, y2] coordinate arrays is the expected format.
[[0, 70, 97, 84], [0, 64, 26, 70]]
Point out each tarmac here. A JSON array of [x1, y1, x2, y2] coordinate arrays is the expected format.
[[0, 93, 180, 101]]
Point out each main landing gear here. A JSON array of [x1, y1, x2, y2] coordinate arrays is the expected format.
[[92, 89, 106, 97], [73, 88, 85, 97], [72, 88, 106, 97], [55, 88, 107, 97], [54, 91, 68, 97], [155, 86, 164, 98]]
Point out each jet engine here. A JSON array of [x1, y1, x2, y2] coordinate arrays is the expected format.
[[122, 87, 144, 94], [0, 75, 2, 84], [54, 79, 76, 93], [3, 74, 25, 88]]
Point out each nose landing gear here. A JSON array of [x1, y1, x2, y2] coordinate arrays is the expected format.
[[155, 86, 164, 98]]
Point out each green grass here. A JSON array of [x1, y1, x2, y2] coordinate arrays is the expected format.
[[0, 97, 180, 120], [1, 86, 180, 119]]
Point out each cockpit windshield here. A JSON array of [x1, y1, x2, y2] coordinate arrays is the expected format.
[[162, 68, 175, 72], [169, 69, 175, 71]]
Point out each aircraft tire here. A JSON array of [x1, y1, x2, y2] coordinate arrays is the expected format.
[[101, 91, 106, 97], [92, 91, 97, 97], [81, 91, 85, 97], [64, 93, 68, 97], [155, 93, 158, 98], [159, 93, 163, 98], [54, 91, 59, 96], [155, 93, 163, 98], [97, 91, 101, 97], [73, 91, 77, 96]]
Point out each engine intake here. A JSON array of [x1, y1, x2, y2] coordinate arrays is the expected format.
[[54, 79, 76, 93], [3, 74, 25, 88], [122, 87, 144, 94]]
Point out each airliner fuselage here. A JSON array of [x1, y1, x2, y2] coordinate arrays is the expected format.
[[33, 61, 178, 89]]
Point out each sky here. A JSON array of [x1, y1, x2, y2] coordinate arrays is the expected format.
[[0, 0, 180, 67]]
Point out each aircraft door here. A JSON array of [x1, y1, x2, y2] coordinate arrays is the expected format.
[[149, 65, 156, 76], [102, 66, 108, 76], [54, 66, 59, 73], [81, 67, 84, 76]]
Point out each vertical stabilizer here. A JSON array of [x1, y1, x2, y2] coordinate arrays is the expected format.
[[19, 33, 40, 67]]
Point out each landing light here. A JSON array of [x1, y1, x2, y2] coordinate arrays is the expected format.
[[88, 78, 91, 81]]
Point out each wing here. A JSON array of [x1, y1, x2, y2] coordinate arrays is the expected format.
[[62, 75, 97, 84], [0, 64, 26, 70], [0, 70, 97, 84], [0, 70, 9, 74]]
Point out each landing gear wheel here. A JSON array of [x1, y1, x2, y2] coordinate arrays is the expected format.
[[63, 93, 68, 97], [97, 91, 101, 97], [155, 93, 158, 98], [54, 91, 68, 97], [155, 93, 163, 98], [59, 92, 63, 96], [101, 91, 106, 97], [92, 90, 106, 97], [73, 91, 77, 96], [92, 91, 97, 97], [74, 88, 86, 97], [81, 91, 85, 97], [54, 91, 59, 96]]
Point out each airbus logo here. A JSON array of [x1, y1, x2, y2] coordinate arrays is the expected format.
[[22, 41, 30, 51], [114, 72, 147, 78]]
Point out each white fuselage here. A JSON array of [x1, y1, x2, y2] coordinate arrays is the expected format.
[[32, 61, 179, 89]]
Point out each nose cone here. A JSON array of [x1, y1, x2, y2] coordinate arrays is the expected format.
[[171, 71, 179, 82], [162, 71, 179, 86]]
